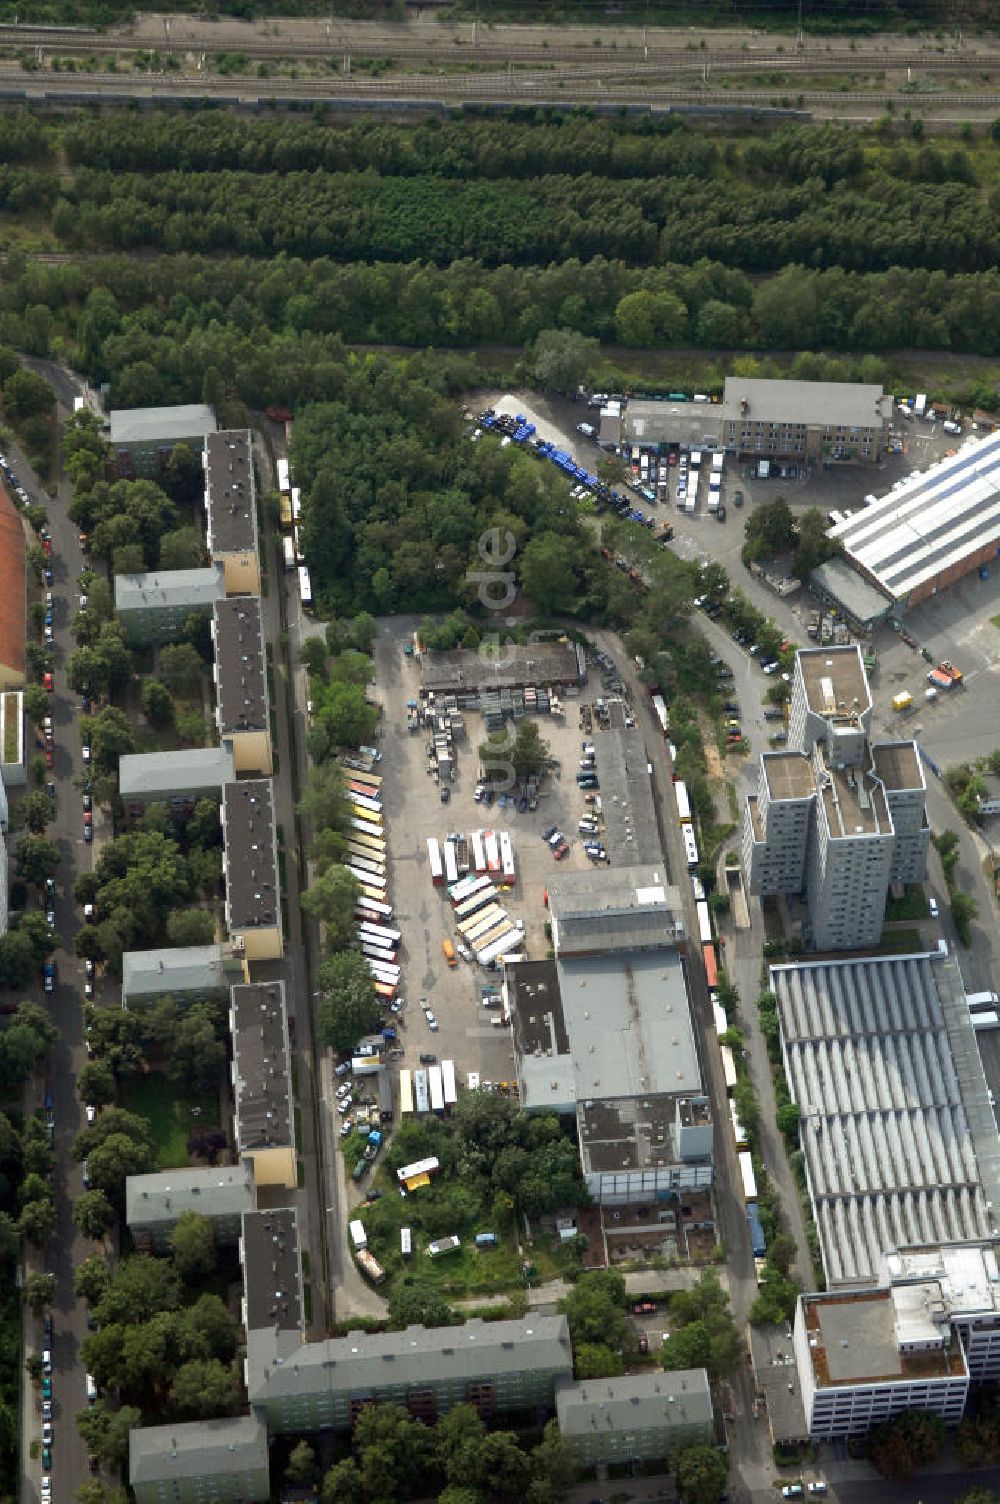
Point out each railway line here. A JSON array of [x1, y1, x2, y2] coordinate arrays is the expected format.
[[1, 63, 998, 112], [0, 21, 995, 75]]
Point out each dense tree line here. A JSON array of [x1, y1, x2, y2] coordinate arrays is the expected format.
[[7, 252, 1000, 402], [56, 152, 996, 275]]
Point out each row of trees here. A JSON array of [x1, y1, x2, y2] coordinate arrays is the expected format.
[[8, 256, 1000, 426], [57, 155, 1000, 280], [75, 1233, 242, 1428], [74, 806, 222, 973]]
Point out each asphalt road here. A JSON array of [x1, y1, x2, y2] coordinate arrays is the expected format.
[[15, 375, 93, 1502]]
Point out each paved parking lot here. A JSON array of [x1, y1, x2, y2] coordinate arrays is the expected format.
[[373, 626, 646, 1090]]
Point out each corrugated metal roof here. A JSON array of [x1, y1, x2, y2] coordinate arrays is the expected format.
[[831, 431, 1000, 601], [771, 953, 994, 1287]]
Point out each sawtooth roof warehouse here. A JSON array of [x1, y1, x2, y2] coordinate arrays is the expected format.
[[829, 430, 1000, 611]]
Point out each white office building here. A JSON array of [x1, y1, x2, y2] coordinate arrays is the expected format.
[[743, 646, 930, 950]]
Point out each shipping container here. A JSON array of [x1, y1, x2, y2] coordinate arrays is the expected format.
[[460, 904, 505, 941], [747, 1203, 766, 1257], [349, 865, 386, 889], [499, 831, 515, 883], [674, 780, 692, 824], [703, 943, 718, 989], [472, 917, 514, 951], [279, 492, 293, 530], [485, 831, 501, 872], [348, 836, 385, 861], [696, 900, 712, 946], [349, 791, 382, 815], [713, 1002, 728, 1035], [683, 824, 700, 870], [349, 770, 383, 791], [291, 486, 302, 522], [414, 1070, 429, 1114], [427, 837, 444, 886], [349, 1219, 367, 1250], [475, 928, 522, 967], [427, 1235, 461, 1259], [277, 457, 290, 491], [451, 873, 493, 907], [399, 1069, 414, 1116], [361, 943, 396, 966], [454, 886, 498, 922], [472, 830, 487, 873], [355, 1248, 386, 1284], [738, 1150, 757, 1202], [444, 840, 459, 886], [297, 565, 312, 607], [442, 1058, 457, 1108], [651, 693, 669, 737], [730, 1099, 749, 1150], [358, 922, 401, 947], [428, 1065, 445, 1115], [720, 1045, 737, 1093], [351, 813, 383, 833], [282, 536, 296, 572]]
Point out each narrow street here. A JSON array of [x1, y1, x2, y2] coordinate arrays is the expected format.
[[15, 380, 93, 1502], [256, 429, 386, 1326]]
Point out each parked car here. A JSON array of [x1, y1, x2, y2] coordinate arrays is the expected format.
[[83, 824, 93, 843], [929, 897, 939, 917], [419, 1053, 437, 1065]]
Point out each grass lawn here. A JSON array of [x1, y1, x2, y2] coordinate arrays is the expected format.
[[122, 1071, 220, 1168]]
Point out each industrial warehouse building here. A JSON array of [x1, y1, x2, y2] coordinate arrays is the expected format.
[[765, 950, 1000, 1443], [618, 379, 891, 465], [508, 867, 713, 1205], [771, 952, 1000, 1289], [826, 430, 1000, 612]]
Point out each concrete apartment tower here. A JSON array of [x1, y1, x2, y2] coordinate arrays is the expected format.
[[742, 646, 929, 951]]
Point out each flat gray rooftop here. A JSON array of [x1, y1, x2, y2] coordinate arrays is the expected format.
[[222, 781, 279, 933], [230, 980, 293, 1154], [723, 376, 889, 429], [204, 429, 257, 556], [596, 720, 666, 867], [549, 863, 682, 955], [114, 565, 222, 614], [420, 640, 583, 694], [122, 943, 240, 1001], [242, 1207, 302, 1335], [772, 953, 996, 1286], [798, 645, 871, 719], [110, 402, 216, 447], [213, 596, 268, 735], [126, 1163, 255, 1230], [129, 1415, 266, 1487], [247, 1315, 572, 1407], [810, 556, 894, 628], [747, 1325, 809, 1443], [568, 949, 697, 1101], [762, 752, 815, 801], [556, 1369, 712, 1436], [624, 401, 724, 450], [871, 741, 923, 793], [119, 744, 235, 801]]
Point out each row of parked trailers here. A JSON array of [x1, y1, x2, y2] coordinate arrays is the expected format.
[[276, 457, 312, 607], [344, 769, 400, 1002], [427, 831, 515, 885], [711, 968, 766, 1261], [399, 1060, 458, 1117], [447, 867, 524, 965]]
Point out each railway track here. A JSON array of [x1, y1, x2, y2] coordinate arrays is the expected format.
[[2, 64, 998, 109], [0, 22, 994, 75]]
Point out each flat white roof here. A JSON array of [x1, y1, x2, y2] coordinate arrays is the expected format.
[[831, 431, 1000, 601]]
